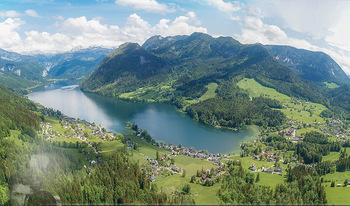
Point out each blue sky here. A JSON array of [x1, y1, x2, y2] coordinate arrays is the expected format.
[[1, 0, 350, 74]]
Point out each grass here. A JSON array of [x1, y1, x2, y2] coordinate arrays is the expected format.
[[323, 152, 340, 162], [237, 78, 290, 102], [127, 134, 171, 157], [325, 187, 350, 204], [186, 82, 218, 105], [198, 83, 218, 101], [157, 174, 221, 204], [118, 84, 173, 102], [100, 140, 124, 158], [225, 155, 276, 171], [237, 78, 327, 124], [324, 82, 340, 89], [125, 131, 221, 204], [172, 155, 218, 176], [257, 172, 285, 188], [322, 171, 350, 204]]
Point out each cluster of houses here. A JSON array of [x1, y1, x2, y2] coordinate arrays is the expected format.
[[142, 156, 183, 182], [134, 132, 227, 166], [278, 125, 297, 137], [251, 147, 283, 163], [249, 163, 283, 175], [61, 116, 116, 141]]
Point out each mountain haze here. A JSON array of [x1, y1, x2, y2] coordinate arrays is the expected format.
[[265, 45, 348, 85], [36, 47, 113, 80]]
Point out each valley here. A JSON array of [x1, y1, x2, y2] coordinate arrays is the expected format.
[[1, 32, 350, 205]]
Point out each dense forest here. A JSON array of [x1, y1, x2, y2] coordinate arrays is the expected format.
[[187, 96, 286, 129], [217, 161, 326, 204], [0, 85, 39, 139]]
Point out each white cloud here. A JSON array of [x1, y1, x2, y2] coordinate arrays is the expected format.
[[325, 9, 350, 52], [25, 9, 41, 18], [0, 10, 21, 18], [0, 18, 24, 48], [202, 0, 241, 13], [156, 12, 207, 36], [199, 0, 241, 21], [115, 0, 176, 13], [0, 13, 206, 54], [237, 15, 350, 74], [54, 15, 64, 21]]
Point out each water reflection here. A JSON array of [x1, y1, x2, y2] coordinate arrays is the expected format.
[[28, 83, 259, 154]]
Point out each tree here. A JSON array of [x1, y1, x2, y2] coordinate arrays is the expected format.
[[156, 150, 160, 160], [182, 170, 186, 178], [331, 181, 335, 187], [182, 184, 191, 195], [190, 175, 196, 183], [256, 173, 260, 182], [171, 158, 175, 165]]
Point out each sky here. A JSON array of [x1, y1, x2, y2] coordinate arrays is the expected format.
[[1, 0, 350, 74]]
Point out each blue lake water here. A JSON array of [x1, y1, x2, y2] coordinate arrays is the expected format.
[[27, 82, 259, 154]]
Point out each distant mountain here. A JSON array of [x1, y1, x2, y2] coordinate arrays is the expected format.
[[0, 47, 112, 91], [0, 49, 45, 90], [81, 33, 323, 103], [264, 45, 349, 84], [36, 47, 113, 80]]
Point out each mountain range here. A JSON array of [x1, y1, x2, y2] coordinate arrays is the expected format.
[[81, 33, 348, 99], [81, 32, 350, 119], [0, 47, 112, 91]]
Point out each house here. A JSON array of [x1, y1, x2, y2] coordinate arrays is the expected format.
[[253, 156, 259, 161], [202, 174, 207, 180], [274, 167, 282, 173], [189, 147, 196, 153], [150, 175, 156, 182], [337, 184, 342, 187], [147, 157, 154, 162], [171, 166, 180, 173], [249, 164, 257, 171], [265, 169, 273, 173], [214, 169, 220, 175], [267, 157, 275, 162]]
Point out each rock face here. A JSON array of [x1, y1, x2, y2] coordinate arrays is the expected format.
[[264, 45, 349, 84]]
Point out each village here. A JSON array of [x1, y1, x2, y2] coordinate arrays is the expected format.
[[39, 115, 116, 142]]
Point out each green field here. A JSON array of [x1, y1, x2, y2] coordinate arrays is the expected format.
[[323, 152, 341, 162], [198, 83, 218, 101], [225, 155, 275, 171], [186, 82, 218, 105], [322, 171, 350, 204], [156, 174, 221, 204], [123, 131, 222, 204], [324, 82, 340, 89], [100, 140, 124, 157], [257, 172, 285, 188], [118, 84, 174, 102], [237, 78, 327, 124]]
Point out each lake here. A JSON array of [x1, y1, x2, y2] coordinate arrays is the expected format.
[[27, 82, 259, 154]]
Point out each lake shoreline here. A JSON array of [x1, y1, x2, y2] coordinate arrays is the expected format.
[[28, 82, 260, 154]]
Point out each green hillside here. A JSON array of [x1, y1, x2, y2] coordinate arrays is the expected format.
[[0, 85, 39, 138]]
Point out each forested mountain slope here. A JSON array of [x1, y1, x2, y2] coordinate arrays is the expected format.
[[0, 85, 39, 138], [265, 45, 349, 85], [81, 33, 323, 102]]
